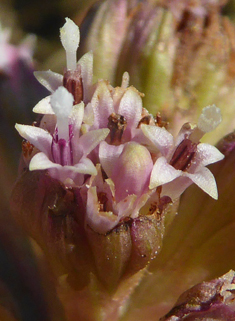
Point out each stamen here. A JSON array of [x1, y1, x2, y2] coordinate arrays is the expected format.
[[107, 113, 127, 144], [50, 87, 74, 140], [60, 18, 80, 71], [138, 115, 152, 128], [63, 64, 83, 104], [97, 192, 108, 212], [169, 139, 197, 171]]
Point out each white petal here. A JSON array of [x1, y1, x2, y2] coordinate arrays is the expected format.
[[115, 194, 136, 219], [29, 152, 60, 170], [150, 156, 182, 189], [99, 141, 125, 178], [73, 158, 97, 175], [118, 87, 142, 131], [91, 81, 114, 129], [34, 70, 63, 93], [78, 51, 93, 102], [161, 176, 192, 200], [86, 187, 119, 234], [83, 102, 94, 126], [33, 96, 54, 114], [141, 124, 174, 157], [70, 102, 84, 136], [75, 128, 110, 160], [196, 143, 224, 166], [186, 166, 218, 200], [15, 124, 52, 156]]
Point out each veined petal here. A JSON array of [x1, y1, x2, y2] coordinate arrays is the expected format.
[[141, 124, 174, 157], [150, 156, 181, 189], [70, 102, 84, 137], [33, 96, 54, 114], [196, 143, 224, 166], [29, 152, 60, 170], [74, 128, 110, 162], [117, 87, 142, 133], [83, 102, 94, 127], [34, 70, 63, 93], [161, 176, 192, 200], [73, 158, 97, 175], [112, 143, 153, 201], [99, 141, 125, 178], [186, 166, 218, 200], [91, 81, 114, 129], [115, 194, 137, 219], [78, 51, 93, 102], [15, 124, 52, 156]]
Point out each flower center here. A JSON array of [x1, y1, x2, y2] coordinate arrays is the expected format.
[[107, 113, 127, 144], [97, 192, 108, 212], [169, 138, 198, 171]]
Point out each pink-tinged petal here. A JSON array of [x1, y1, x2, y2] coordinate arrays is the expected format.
[[33, 96, 54, 114], [39, 114, 56, 134], [70, 102, 84, 137], [83, 102, 94, 126], [29, 152, 60, 171], [74, 128, 109, 162], [141, 124, 174, 157], [99, 141, 125, 178], [91, 81, 114, 129], [115, 194, 137, 219], [161, 176, 192, 200], [34, 70, 63, 92], [150, 156, 181, 189], [117, 87, 142, 133], [112, 143, 153, 201], [186, 166, 218, 200], [86, 186, 120, 234], [73, 158, 97, 175], [15, 124, 52, 156], [196, 143, 224, 166], [78, 51, 93, 102]]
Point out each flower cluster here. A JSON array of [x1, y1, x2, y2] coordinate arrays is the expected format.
[[16, 18, 224, 236]]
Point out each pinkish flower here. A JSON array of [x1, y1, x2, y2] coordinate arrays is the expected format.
[[141, 105, 224, 200], [86, 142, 154, 233], [15, 86, 109, 185]]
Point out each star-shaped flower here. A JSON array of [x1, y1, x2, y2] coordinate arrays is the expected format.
[[141, 105, 224, 200], [16, 86, 109, 185]]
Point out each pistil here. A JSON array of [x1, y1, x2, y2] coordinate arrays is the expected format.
[[60, 18, 80, 71]]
